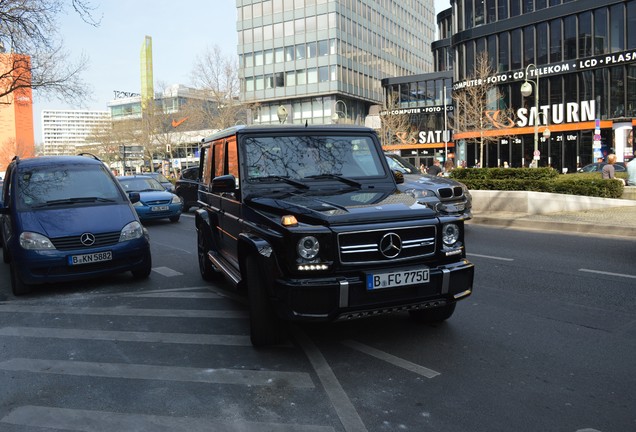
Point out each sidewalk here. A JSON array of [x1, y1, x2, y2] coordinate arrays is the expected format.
[[468, 206, 636, 237]]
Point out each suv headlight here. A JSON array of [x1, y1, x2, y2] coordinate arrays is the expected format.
[[19, 232, 55, 250], [441, 223, 460, 246], [297, 236, 319, 260], [120, 221, 144, 242]]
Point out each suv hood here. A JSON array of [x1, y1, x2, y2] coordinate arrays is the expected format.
[[248, 188, 436, 225], [401, 173, 462, 189], [18, 204, 137, 238]]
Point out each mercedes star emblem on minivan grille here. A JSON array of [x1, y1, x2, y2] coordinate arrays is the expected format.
[[80, 233, 96, 246], [379, 232, 402, 258]]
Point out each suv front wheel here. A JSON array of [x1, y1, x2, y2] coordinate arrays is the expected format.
[[245, 255, 284, 347]]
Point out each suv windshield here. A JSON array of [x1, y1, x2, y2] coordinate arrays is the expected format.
[[244, 135, 385, 181], [18, 164, 122, 209]]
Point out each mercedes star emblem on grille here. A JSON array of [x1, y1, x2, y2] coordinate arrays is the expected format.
[[80, 233, 96, 246], [379, 232, 402, 258]]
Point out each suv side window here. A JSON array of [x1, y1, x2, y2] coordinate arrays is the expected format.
[[214, 141, 225, 178], [228, 138, 239, 185]]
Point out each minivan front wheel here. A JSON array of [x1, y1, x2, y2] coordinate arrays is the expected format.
[[10, 261, 32, 295], [131, 253, 152, 279]]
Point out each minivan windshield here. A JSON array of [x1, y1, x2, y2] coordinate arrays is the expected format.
[[243, 135, 385, 181], [18, 164, 123, 209]]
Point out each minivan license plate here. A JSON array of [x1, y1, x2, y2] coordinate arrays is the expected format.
[[68, 251, 112, 266], [366, 267, 429, 290]]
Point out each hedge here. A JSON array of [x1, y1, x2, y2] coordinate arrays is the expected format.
[[449, 167, 625, 199]]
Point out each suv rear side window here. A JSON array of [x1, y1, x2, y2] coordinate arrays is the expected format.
[[18, 164, 123, 209]]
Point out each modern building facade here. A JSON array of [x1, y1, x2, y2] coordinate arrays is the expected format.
[[237, 0, 436, 126], [0, 53, 35, 169], [40, 110, 110, 156], [383, 0, 636, 173]]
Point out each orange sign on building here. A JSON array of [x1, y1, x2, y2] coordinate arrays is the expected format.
[[0, 53, 35, 171]]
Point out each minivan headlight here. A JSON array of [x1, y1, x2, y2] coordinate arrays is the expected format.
[[442, 223, 460, 246], [19, 232, 55, 250], [297, 236, 319, 260], [120, 221, 144, 242]]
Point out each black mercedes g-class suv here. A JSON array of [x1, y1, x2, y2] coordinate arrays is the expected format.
[[195, 125, 474, 346]]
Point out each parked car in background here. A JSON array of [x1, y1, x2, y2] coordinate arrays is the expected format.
[[143, 171, 175, 192], [384, 153, 472, 219], [577, 162, 627, 173], [175, 166, 200, 212], [0, 154, 152, 295], [117, 175, 183, 223]]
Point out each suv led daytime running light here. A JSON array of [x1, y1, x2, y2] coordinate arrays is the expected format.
[[297, 264, 329, 271]]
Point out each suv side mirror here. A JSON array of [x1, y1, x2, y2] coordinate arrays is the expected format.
[[128, 192, 140, 204], [212, 174, 237, 193], [393, 170, 404, 184]]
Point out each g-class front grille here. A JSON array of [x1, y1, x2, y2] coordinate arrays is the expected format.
[[437, 186, 464, 200], [338, 225, 436, 264], [51, 232, 121, 250]]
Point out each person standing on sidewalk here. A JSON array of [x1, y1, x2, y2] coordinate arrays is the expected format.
[[628, 154, 636, 187]]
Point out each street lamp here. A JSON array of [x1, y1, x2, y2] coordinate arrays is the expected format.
[[520, 63, 540, 168], [331, 99, 348, 124]]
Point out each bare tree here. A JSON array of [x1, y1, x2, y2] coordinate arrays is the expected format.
[[0, 0, 100, 102], [452, 51, 515, 167], [190, 45, 245, 129], [379, 92, 416, 147]]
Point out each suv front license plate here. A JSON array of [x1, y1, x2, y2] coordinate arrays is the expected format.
[[68, 251, 112, 266], [366, 267, 429, 290]]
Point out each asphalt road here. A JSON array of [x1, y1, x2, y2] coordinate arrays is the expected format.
[[0, 213, 634, 432]]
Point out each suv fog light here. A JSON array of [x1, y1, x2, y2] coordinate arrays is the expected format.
[[297, 236, 319, 259], [442, 223, 460, 246]]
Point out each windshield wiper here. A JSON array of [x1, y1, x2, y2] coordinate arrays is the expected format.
[[251, 175, 309, 189], [304, 174, 361, 188], [34, 197, 116, 208]]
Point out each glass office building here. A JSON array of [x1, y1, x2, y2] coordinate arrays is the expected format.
[[385, 0, 636, 172], [237, 0, 436, 125]]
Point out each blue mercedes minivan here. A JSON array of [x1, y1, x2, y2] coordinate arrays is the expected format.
[[0, 154, 152, 295]]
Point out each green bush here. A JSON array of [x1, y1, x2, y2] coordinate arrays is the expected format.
[[450, 167, 624, 199]]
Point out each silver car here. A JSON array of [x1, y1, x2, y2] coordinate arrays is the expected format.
[[385, 153, 472, 219]]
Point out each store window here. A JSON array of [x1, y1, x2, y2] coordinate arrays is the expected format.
[[609, 4, 624, 52], [593, 8, 608, 55]]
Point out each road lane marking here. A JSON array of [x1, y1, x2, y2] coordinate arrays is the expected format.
[[293, 327, 368, 432], [467, 253, 514, 261], [0, 358, 315, 387], [0, 326, 251, 346], [342, 340, 440, 378], [1, 405, 335, 432], [125, 292, 222, 299], [579, 268, 636, 279], [0, 305, 247, 319], [152, 266, 184, 277]]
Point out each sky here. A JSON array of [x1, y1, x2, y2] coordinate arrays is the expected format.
[[33, 0, 451, 143]]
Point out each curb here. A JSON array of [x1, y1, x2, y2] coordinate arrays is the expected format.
[[467, 214, 636, 237]]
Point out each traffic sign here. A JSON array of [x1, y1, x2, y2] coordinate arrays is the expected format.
[[593, 134, 601, 141]]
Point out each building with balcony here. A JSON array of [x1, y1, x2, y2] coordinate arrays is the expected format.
[[40, 110, 110, 156]]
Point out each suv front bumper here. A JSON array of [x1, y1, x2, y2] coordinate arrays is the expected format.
[[272, 259, 474, 322]]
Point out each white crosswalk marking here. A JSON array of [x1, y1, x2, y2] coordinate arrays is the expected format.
[[2, 406, 336, 432], [0, 358, 315, 387]]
